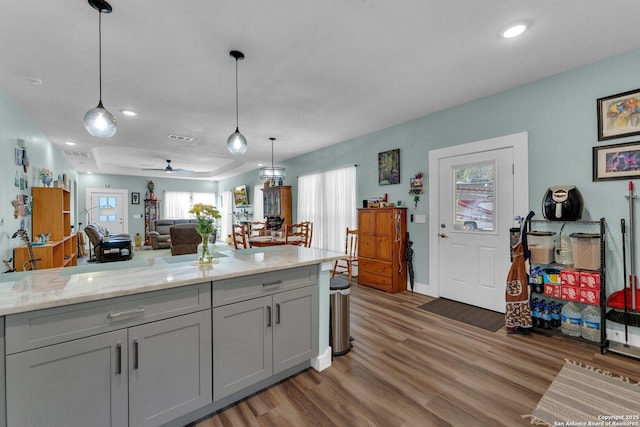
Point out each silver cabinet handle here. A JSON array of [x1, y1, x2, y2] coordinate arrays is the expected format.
[[108, 307, 145, 318], [116, 343, 122, 375], [266, 305, 272, 327], [262, 280, 283, 287], [133, 339, 139, 370], [276, 303, 281, 324]]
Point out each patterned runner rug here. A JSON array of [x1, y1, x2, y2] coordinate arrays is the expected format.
[[526, 359, 640, 425]]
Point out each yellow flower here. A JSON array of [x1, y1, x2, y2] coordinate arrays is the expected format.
[[189, 203, 221, 234]]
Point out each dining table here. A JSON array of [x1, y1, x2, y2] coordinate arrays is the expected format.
[[248, 235, 304, 247]]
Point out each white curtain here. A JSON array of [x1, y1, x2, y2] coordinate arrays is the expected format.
[[297, 166, 357, 252], [220, 190, 233, 241], [253, 184, 264, 221], [163, 191, 216, 219]]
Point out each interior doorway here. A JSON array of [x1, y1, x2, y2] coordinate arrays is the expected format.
[[428, 132, 528, 312], [84, 188, 129, 236]]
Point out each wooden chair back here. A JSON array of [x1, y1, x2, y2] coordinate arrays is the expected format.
[[232, 224, 249, 249], [332, 227, 358, 283], [249, 220, 268, 237], [285, 223, 307, 246], [301, 221, 313, 247]]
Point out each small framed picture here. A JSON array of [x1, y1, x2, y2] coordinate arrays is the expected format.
[[378, 148, 400, 185], [592, 141, 640, 181], [597, 88, 640, 141], [131, 192, 140, 204]]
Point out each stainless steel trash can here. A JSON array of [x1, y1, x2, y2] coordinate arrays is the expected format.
[[330, 278, 351, 356]]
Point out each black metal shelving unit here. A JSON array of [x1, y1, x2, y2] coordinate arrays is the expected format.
[[527, 218, 606, 353]]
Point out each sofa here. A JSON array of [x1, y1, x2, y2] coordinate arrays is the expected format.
[[84, 224, 133, 262], [148, 219, 195, 249]]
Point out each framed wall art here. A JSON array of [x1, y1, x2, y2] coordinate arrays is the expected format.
[[131, 192, 140, 204], [592, 141, 640, 181], [597, 88, 640, 141], [378, 148, 400, 185]]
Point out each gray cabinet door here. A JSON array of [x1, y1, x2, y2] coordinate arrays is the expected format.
[[213, 296, 273, 400], [6, 329, 128, 427], [273, 286, 318, 374], [128, 310, 212, 427]]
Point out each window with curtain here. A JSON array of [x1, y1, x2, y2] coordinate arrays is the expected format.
[[298, 166, 357, 252], [163, 191, 216, 219]]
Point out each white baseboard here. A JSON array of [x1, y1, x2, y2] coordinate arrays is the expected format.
[[311, 346, 332, 372]]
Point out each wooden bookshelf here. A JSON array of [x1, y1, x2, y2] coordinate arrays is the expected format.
[[14, 187, 78, 271]]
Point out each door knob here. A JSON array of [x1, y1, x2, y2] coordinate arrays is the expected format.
[[438, 233, 448, 238]]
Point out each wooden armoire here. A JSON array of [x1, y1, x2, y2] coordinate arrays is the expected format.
[[357, 207, 407, 293]]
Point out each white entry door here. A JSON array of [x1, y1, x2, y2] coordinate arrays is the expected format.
[[429, 132, 528, 313], [85, 188, 128, 235]]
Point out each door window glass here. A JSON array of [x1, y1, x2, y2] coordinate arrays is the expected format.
[[98, 196, 117, 221], [454, 163, 494, 231]]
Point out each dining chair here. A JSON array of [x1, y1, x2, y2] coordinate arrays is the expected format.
[[332, 227, 358, 283], [285, 223, 307, 246], [249, 220, 268, 237], [302, 221, 313, 247], [232, 224, 249, 249]]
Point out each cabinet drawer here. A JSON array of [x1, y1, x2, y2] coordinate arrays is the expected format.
[[212, 266, 316, 307], [359, 271, 392, 291], [6, 282, 211, 354], [359, 258, 392, 276]]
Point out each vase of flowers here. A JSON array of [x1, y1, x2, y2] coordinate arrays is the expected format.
[[189, 203, 221, 264]]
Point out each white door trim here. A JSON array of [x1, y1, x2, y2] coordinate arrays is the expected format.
[[427, 132, 529, 298]]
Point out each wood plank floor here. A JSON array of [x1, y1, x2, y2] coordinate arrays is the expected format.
[[193, 280, 639, 427]]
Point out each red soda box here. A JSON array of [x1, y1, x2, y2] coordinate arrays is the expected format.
[[579, 288, 600, 305], [560, 270, 580, 287], [579, 271, 601, 290], [561, 285, 580, 302], [544, 283, 561, 298]]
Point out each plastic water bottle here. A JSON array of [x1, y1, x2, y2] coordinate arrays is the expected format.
[[581, 305, 601, 342], [532, 301, 541, 328], [542, 303, 552, 330], [561, 302, 582, 337]]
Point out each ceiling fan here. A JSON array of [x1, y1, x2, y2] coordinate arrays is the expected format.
[[142, 159, 192, 173]]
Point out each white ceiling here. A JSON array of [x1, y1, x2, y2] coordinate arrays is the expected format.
[[2, 0, 640, 181]]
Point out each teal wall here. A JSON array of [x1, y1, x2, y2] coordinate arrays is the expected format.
[[219, 48, 640, 298], [0, 86, 77, 269], [78, 173, 218, 238]]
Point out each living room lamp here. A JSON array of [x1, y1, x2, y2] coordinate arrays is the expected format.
[[84, 0, 117, 138], [227, 50, 247, 155], [259, 137, 286, 181]]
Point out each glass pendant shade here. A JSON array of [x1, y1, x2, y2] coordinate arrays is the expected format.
[[227, 127, 247, 155], [259, 166, 286, 180], [84, 100, 117, 138], [259, 137, 286, 180]]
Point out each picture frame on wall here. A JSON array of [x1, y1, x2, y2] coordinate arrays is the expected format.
[[378, 148, 400, 185], [131, 192, 140, 204], [592, 141, 640, 181], [597, 88, 640, 141]]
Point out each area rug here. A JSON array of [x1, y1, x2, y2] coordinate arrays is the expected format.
[[416, 298, 505, 332], [525, 359, 640, 425]]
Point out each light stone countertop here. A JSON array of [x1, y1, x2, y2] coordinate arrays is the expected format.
[[0, 245, 345, 316]]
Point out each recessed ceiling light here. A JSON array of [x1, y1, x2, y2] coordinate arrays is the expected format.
[[121, 109, 138, 116], [257, 163, 264, 167], [25, 76, 42, 85], [502, 23, 527, 39], [65, 141, 77, 146]]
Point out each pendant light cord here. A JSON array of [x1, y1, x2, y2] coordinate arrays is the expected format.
[[235, 58, 239, 128], [98, 11, 103, 103]]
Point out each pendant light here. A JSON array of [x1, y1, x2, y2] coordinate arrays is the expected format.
[[259, 137, 286, 181], [227, 50, 247, 155], [84, 0, 117, 138]]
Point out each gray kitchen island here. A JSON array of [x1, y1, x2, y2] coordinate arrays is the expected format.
[[0, 245, 343, 427]]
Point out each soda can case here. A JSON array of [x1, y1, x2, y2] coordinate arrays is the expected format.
[[561, 285, 580, 302], [579, 288, 600, 305], [579, 271, 600, 290], [544, 283, 561, 298], [560, 270, 580, 287]]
